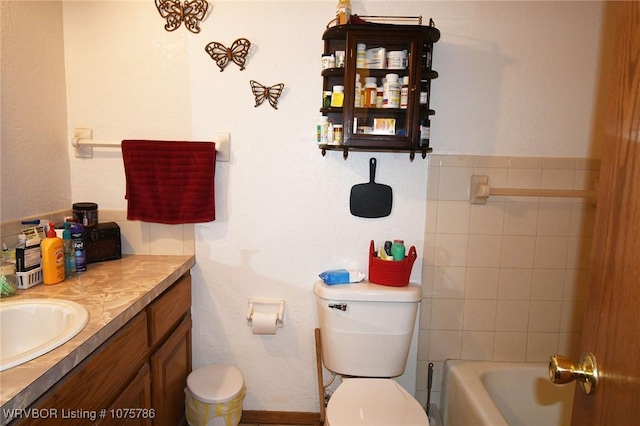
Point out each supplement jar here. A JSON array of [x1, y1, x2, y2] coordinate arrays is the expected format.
[[73, 202, 98, 228], [333, 125, 344, 144]]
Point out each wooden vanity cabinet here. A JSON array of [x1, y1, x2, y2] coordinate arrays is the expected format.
[[14, 272, 192, 426]]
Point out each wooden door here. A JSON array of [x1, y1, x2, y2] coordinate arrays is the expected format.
[[570, 2, 640, 424]]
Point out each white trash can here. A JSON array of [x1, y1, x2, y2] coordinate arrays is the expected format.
[[185, 364, 246, 426]]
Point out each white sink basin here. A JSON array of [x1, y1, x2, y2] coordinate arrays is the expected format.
[[0, 299, 89, 371]]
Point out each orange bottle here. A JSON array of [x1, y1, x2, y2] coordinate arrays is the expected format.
[[41, 222, 65, 284]]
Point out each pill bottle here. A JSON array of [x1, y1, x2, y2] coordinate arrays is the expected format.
[[317, 116, 329, 144], [323, 90, 332, 108], [335, 50, 345, 68], [419, 118, 431, 148], [376, 86, 384, 108], [400, 76, 409, 109], [356, 43, 367, 68], [383, 74, 400, 108], [364, 77, 377, 108], [336, 0, 351, 25], [333, 125, 344, 144], [330, 85, 344, 107]]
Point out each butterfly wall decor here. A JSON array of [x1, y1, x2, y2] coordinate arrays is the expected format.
[[250, 80, 285, 110], [205, 38, 252, 72], [155, 0, 208, 34]]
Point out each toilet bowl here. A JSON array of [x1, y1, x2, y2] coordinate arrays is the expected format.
[[313, 280, 426, 425], [326, 378, 429, 426]]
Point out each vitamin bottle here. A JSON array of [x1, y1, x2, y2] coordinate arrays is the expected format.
[[419, 118, 431, 148], [336, 0, 351, 25], [330, 85, 344, 107], [383, 74, 400, 108], [400, 76, 409, 109], [364, 77, 377, 108]]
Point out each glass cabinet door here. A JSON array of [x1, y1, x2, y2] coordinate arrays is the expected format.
[[342, 30, 422, 148]]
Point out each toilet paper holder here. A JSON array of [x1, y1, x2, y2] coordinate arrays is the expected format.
[[246, 298, 285, 328]]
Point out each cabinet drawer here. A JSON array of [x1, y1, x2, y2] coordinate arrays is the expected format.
[[148, 273, 191, 347]]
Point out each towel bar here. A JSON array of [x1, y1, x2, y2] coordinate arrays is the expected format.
[[71, 128, 230, 162], [470, 175, 598, 205]]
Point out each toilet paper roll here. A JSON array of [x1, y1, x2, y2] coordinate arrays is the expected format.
[[251, 311, 278, 335]]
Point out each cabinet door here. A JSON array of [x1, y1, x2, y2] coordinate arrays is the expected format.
[[342, 30, 422, 148], [17, 313, 149, 426], [150, 313, 192, 426], [98, 364, 153, 426]]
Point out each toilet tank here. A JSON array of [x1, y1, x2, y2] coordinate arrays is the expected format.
[[313, 280, 421, 377]]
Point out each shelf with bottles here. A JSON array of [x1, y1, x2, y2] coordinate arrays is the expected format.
[[319, 20, 440, 160]]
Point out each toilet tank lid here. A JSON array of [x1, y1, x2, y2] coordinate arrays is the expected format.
[[313, 280, 422, 302]]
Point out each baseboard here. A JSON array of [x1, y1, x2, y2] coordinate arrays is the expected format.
[[240, 410, 321, 425]]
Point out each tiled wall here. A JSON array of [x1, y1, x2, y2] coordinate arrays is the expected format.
[[1, 209, 195, 256], [415, 154, 599, 410]]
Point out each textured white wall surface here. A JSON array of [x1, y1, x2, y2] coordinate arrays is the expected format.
[[2, 0, 603, 413], [1, 1, 71, 222]]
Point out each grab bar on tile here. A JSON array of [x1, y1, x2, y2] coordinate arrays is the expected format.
[[470, 175, 598, 205], [71, 127, 230, 162]]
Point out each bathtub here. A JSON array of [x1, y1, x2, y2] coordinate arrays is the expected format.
[[441, 361, 575, 426]]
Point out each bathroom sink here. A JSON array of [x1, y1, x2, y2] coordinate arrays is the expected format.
[[0, 299, 89, 371]]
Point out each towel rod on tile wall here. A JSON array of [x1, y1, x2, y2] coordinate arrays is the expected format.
[[470, 175, 598, 205], [71, 127, 230, 162]]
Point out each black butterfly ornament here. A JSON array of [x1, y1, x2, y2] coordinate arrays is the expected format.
[[155, 0, 208, 34], [205, 38, 252, 72], [250, 80, 284, 110]]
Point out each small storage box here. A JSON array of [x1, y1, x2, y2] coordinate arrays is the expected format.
[[368, 240, 417, 287], [83, 222, 121, 264]]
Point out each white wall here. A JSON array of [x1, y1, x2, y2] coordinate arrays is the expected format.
[[1, 1, 71, 222], [3, 0, 603, 414]]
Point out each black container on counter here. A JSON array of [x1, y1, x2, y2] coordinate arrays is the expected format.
[[72, 202, 98, 228], [83, 222, 122, 264]]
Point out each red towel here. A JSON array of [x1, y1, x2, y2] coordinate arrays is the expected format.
[[121, 140, 216, 224]]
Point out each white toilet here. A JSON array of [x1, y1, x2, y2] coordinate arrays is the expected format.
[[313, 280, 429, 426]]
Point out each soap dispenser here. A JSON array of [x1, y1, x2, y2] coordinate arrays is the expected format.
[[41, 221, 65, 284]]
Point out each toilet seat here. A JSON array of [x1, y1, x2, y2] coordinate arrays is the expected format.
[[326, 378, 429, 426]]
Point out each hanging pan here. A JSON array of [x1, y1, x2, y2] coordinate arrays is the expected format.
[[350, 157, 393, 218]]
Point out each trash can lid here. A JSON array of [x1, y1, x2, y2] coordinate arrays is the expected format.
[[187, 364, 245, 404]]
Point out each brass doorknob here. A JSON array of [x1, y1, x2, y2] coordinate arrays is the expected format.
[[549, 352, 598, 395]]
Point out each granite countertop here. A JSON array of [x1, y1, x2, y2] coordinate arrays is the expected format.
[[0, 254, 196, 422]]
